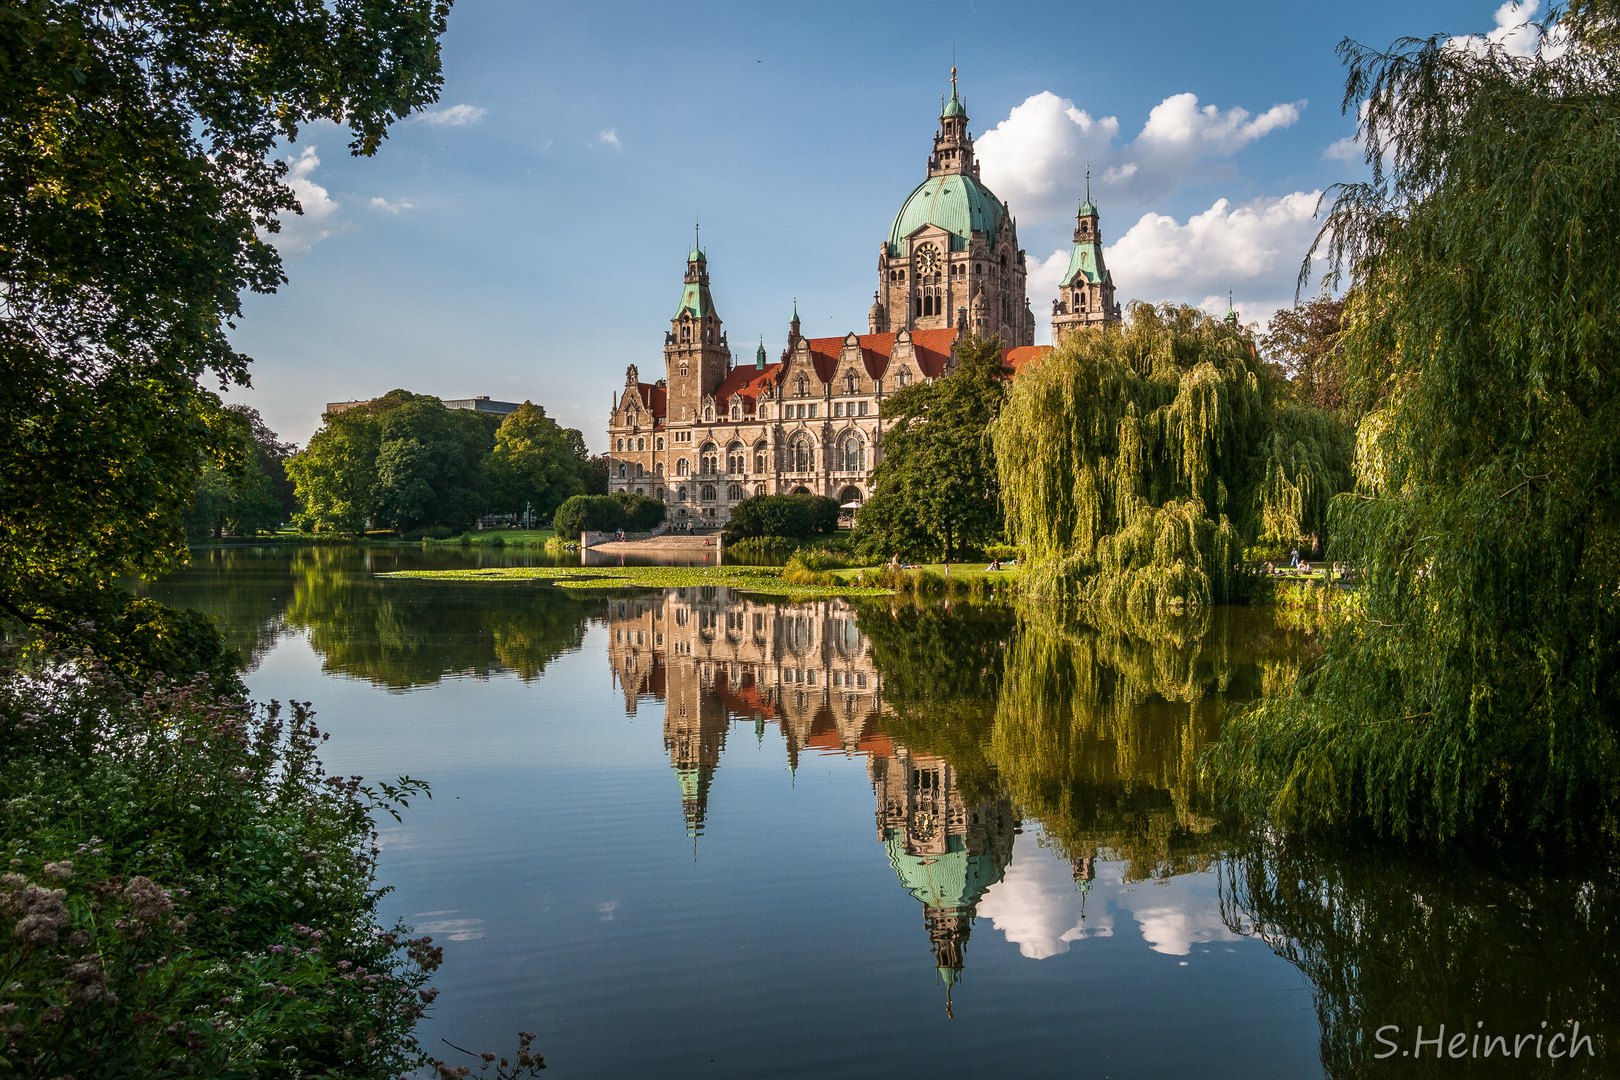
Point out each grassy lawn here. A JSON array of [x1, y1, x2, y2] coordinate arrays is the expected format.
[[829, 562, 1021, 584], [378, 563, 890, 597]]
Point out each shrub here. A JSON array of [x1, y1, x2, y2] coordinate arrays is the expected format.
[[610, 492, 665, 532], [0, 644, 472, 1077], [554, 494, 622, 539], [722, 494, 839, 542]]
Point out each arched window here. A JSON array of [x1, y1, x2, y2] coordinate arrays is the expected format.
[[896, 368, 911, 387], [701, 484, 716, 502], [636, 437, 644, 451], [654, 462, 663, 476], [730, 403, 741, 420], [617, 463, 627, 478], [703, 405, 714, 422], [839, 485, 863, 506], [795, 374, 808, 398], [699, 443, 718, 474], [676, 458, 689, 476], [635, 463, 644, 477], [678, 486, 688, 501], [727, 483, 745, 502], [727, 441, 745, 474], [755, 453, 766, 473], [844, 372, 858, 394], [656, 437, 664, 450], [792, 438, 813, 472], [616, 439, 624, 452], [842, 437, 864, 472], [680, 323, 690, 342], [755, 483, 767, 497]]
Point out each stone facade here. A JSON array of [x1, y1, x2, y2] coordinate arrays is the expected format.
[[607, 74, 1120, 525]]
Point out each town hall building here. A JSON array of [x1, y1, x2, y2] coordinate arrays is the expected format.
[[606, 73, 1120, 524]]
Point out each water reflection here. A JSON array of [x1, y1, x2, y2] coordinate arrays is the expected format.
[[141, 550, 1616, 1077]]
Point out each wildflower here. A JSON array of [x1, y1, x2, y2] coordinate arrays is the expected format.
[[41, 861, 72, 881], [123, 876, 173, 923]]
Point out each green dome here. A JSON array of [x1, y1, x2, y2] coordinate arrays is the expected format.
[[688, 247, 704, 262], [888, 173, 1004, 255], [885, 830, 1005, 910], [1078, 199, 1097, 217], [942, 90, 966, 118]]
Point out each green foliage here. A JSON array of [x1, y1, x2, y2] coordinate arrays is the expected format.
[[1213, 3, 1620, 845], [611, 492, 666, 532], [722, 494, 839, 543], [1261, 296, 1349, 414], [994, 304, 1353, 614], [287, 393, 499, 534], [856, 334, 1008, 561], [0, 649, 446, 1077], [184, 406, 296, 539], [0, 0, 449, 631], [487, 402, 592, 521]]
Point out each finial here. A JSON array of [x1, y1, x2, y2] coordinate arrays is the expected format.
[[695, 218, 700, 253], [1086, 163, 1091, 203]]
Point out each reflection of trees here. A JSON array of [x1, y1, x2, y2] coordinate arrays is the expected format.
[[854, 598, 1016, 800], [284, 547, 596, 689], [135, 546, 296, 670], [1223, 832, 1616, 1079]]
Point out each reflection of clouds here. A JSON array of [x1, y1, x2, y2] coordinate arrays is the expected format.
[[597, 900, 618, 922], [375, 828, 415, 850], [411, 912, 485, 941], [977, 835, 1113, 959], [1115, 883, 1242, 956]]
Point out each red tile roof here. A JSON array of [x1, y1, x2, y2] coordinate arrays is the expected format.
[[801, 327, 964, 382], [1001, 345, 1051, 376], [712, 362, 784, 409]]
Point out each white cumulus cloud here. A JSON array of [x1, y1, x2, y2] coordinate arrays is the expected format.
[[975, 837, 1112, 960], [417, 103, 487, 126], [1450, 0, 1564, 58], [369, 196, 413, 213], [977, 91, 1304, 222], [597, 128, 621, 148], [265, 146, 341, 257]]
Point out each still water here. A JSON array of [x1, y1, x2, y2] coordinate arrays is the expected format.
[[144, 546, 1615, 1079]]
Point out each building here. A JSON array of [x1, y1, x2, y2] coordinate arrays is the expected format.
[[325, 394, 522, 418], [606, 72, 1122, 525]]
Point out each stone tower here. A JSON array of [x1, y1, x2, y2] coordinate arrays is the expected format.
[[665, 242, 729, 424], [876, 70, 1034, 347], [1050, 171, 1121, 342]]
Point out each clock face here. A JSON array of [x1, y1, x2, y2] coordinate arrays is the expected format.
[[911, 810, 938, 843], [915, 244, 939, 274]]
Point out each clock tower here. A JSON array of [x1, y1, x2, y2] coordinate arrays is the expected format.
[[665, 243, 729, 424]]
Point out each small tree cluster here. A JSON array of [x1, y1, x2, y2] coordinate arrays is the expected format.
[[552, 493, 665, 540], [721, 494, 840, 544]]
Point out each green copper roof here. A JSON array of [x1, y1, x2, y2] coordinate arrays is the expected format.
[[942, 89, 966, 118], [884, 830, 1005, 911], [688, 247, 704, 262], [1078, 199, 1097, 217], [674, 280, 717, 320], [888, 173, 1004, 255], [1060, 239, 1111, 289]]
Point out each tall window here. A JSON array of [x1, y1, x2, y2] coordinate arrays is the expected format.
[[731, 403, 741, 419], [654, 462, 663, 476], [676, 459, 689, 476], [843, 437, 863, 471], [796, 375, 808, 397], [701, 484, 716, 502], [844, 372, 858, 394], [617, 463, 626, 478], [636, 437, 644, 451], [616, 439, 624, 451], [727, 483, 745, 501], [755, 453, 766, 473], [793, 439, 812, 472], [635, 463, 644, 477], [727, 442, 745, 473], [700, 443, 718, 474]]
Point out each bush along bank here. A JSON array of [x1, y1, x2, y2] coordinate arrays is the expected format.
[[0, 640, 543, 1078]]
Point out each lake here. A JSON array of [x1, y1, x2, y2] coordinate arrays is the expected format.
[[142, 546, 1615, 1078]]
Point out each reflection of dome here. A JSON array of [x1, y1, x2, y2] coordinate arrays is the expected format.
[[887, 173, 1004, 255], [885, 830, 1006, 911]]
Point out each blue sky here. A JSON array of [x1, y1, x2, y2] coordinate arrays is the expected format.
[[233, 0, 1543, 451]]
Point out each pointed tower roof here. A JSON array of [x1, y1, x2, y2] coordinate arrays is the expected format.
[[755, 337, 767, 369], [1060, 174, 1112, 290], [942, 65, 966, 118], [674, 243, 718, 320], [1078, 167, 1098, 218]]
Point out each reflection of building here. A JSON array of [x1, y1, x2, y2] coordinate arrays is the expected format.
[[607, 588, 887, 834], [871, 749, 1015, 1005]]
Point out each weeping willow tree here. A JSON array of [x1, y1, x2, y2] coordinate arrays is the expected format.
[[995, 304, 1352, 613], [1212, 2, 1620, 844]]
